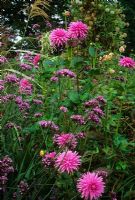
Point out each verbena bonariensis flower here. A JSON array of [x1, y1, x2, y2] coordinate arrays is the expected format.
[[55, 69, 76, 78], [55, 151, 81, 174], [20, 63, 32, 70], [84, 99, 99, 108], [19, 78, 32, 95], [39, 120, 59, 131], [34, 112, 43, 117], [0, 156, 14, 191], [94, 168, 109, 182], [88, 111, 100, 124], [76, 132, 86, 139], [53, 133, 77, 149], [0, 79, 5, 91], [33, 99, 43, 105], [71, 115, 85, 125], [18, 180, 29, 195], [5, 74, 19, 83], [59, 106, 68, 113], [32, 24, 40, 29], [5, 122, 15, 129], [77, 172, 105, 200], [0, 85, 4, 91], [0, 94, 16, 103], [93, 107, 104, 117], [42, 152, 56, 167], [110, 192, 117, 200], [119, 57, 135, 68], [33, 54, 40, 65], [68, 21, 88, 40], [0, 56, 7, 64], [15, 96, 30, 111], [96, 96, 106, 104], [49, 28, 69, 47], [50, 76, 59, 82]]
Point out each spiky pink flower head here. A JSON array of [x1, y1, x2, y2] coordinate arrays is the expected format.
[[68, 21, 88, 40], [119, 57, 135, 68], [55, 150, 81, 173], [33, 54, 40, 65], [77, 172, 105, 200], [49, 28, 69, 47], [53, 133, 77, 149]]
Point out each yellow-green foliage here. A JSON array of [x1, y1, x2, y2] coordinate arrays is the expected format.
[[30, 0, 51, 19]]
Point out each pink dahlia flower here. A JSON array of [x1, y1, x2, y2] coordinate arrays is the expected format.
[[49, 28, 69, 47], [53, 133, 77, 149], [68, 21, 88, 40], [119, 57, 135, 68], [55, 150, 81, 173], [77, 172, 105, 200]]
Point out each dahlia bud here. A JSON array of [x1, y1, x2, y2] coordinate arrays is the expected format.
[[119, 46, 125, 53], [64, 11, 70, 17], [108, 68, 115, 74]]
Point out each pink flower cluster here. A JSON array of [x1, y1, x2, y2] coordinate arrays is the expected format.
[[51, 69, 76, 82], [0, 156, 14, 191], [53, 133, 77, 149], [59, 106, 68, 113], [49, 21, 88, 47], [15, 96, 30, 111], [0, 79, 4, 91], [42, 152, 56, 167], [20, 63, 32, 70], [19, 78, 33, 95], [85, 96, 106, 124], [56, 68, 76, 78], [13, 180, 29, 198], [0, 56, 7, 64], [33, 99, 43, 105], [42, 150, 81, 174], [0, 94, 16, 103], [119, 57, 135, 68], [33, 54, 40, 65], [5, 74, 19, 83], [71, 114, 85, 125], [39, 120, 59, 131]]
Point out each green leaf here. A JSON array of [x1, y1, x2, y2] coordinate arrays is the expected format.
[[68, 91, 80, 104], [89, 47, 96, 57], [71, 56, 83, 66]]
